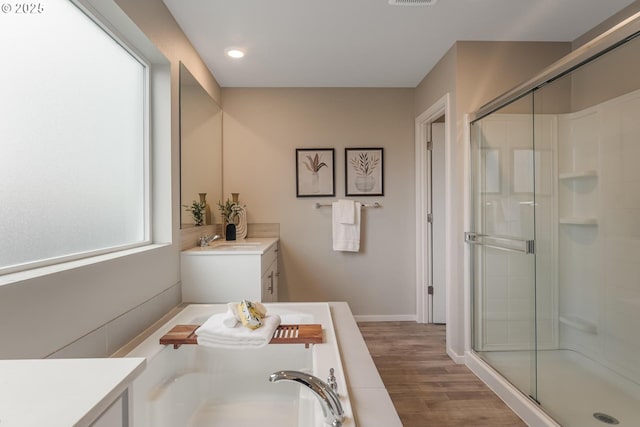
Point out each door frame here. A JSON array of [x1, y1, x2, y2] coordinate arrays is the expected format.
[[415, 93, 452, 324]]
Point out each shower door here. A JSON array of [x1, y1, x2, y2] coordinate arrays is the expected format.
[[468, 93, 539, 401]]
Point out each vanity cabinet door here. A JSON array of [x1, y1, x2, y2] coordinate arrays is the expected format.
[[261, 259, 278, 302], [181, 239, 279, 303]]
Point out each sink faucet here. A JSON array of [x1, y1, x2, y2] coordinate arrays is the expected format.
[[269, 370, 344, 427], [199, 234, 221, 247]]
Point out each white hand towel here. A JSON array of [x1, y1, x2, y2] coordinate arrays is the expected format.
[[332, 201, 361, 252], [336, 199, 355, 224], [195, 314, 281, 349]]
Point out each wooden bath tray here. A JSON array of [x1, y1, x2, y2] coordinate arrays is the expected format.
[[159, 324, 323, 349]]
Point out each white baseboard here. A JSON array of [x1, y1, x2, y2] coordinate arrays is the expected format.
[[447, 346, 465, 364], [354, 314, 417, 322]]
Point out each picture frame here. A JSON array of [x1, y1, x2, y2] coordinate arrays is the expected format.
[[345, 147, 384, 196], [296, 148, 335, 197]]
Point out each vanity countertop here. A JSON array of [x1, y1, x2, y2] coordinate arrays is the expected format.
[[0, 357, 145, 426], [183, 237, 278, 255]]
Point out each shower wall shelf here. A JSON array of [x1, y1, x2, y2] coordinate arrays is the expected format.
[[559, 170, 598, 180], [559, 217, 598, 225]]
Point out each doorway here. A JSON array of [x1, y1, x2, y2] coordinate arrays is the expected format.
[[415, 94, 450, 325]]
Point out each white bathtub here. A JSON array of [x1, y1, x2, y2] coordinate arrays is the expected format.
[[125, 303, 354, 426]]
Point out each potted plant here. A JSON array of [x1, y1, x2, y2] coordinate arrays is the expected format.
[[183, 200, 207, 226]]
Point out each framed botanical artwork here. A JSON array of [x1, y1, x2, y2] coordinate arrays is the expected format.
[[345, 147, 384, 196], [296, 148, 335, 197]]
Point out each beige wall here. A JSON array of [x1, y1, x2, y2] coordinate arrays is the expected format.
[[414, 40, 571, 357], [0, 0, 221, 359], [455, 41, 571, 114], [0, 0, 206, 359], [115, 0, 221, 105], [1, 0, 631, 360], [571, 34, 640, 111], [222, 88, 416, 317], [414, 44, 458, 116]]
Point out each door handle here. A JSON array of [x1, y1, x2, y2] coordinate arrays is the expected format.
[[267, 271, 274, 294], [465, 232, 535, 254]]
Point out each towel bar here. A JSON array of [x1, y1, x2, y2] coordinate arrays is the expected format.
[[159, 324, 323, 349], [314, 201, 381, 209]]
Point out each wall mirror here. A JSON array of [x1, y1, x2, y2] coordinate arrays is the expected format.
[[179, 62, 223, 228]]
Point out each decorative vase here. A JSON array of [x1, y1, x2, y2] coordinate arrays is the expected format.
[[225, 223, 236, 241], [355, 175, 375, 192], [199, 193, 212, 225], [232, 192, 240, 204], [236, 207, 248, 239], [311, 172, 320, 193]]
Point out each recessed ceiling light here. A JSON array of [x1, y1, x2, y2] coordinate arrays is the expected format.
[[225, 48, 245, 59]]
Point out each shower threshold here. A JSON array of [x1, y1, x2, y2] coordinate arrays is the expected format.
[[477, 350, 640, 427]]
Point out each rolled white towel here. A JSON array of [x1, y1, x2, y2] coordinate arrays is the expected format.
[[223, 301, 268, 328], [222, 306, 238, 328]]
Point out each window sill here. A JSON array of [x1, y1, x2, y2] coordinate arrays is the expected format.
[[0, 243, 171, 288]]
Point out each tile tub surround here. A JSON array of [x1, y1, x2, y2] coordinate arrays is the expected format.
[[117, 301, 401, 426], [330, 302, 402, 426]]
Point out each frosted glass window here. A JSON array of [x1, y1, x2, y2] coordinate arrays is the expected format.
[[0, 0, 148, 273]]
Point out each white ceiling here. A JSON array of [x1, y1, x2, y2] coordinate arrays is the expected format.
[[162, 0, 636, 87]]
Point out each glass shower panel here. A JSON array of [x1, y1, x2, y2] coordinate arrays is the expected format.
[[470, 93, 537, 400], [532, 33, 640, 427]]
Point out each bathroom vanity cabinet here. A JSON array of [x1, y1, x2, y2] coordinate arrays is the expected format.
[[181, 238, 279, 303]]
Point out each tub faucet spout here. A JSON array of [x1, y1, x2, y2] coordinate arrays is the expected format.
[[269, 370, 344, 426]]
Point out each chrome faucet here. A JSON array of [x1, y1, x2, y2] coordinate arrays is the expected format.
[[199, 234, 221, 247], [327, 368, 338, 395], [269, 370, 344, 427]]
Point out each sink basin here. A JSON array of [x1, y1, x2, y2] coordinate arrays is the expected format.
[[202, 242, 263, 250], [214, 242, 260, 247]]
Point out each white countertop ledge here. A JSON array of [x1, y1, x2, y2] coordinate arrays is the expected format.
[[182, 237, 278, 255], [0, 357, 146, 427]]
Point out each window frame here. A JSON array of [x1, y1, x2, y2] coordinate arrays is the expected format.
[[0, 0, 153, 277]]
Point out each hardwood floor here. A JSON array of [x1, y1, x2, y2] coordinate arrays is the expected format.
[[359, 322, 526, 427]]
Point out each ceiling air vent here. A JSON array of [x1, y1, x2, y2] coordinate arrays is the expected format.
[[388, 0, 437, 5]]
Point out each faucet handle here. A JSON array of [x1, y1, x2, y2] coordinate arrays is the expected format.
[[327, 368, 338, 395]]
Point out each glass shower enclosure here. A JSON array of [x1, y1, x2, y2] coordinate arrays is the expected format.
[[468, 19, 640, 427]]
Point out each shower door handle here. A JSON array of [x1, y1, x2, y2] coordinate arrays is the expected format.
[[464, 232, 535, 254]]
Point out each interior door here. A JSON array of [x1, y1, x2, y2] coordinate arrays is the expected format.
[[431, 122, 446, 324]]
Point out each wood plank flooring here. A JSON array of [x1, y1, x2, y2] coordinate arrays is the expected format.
[[358, 322, 527, 427]]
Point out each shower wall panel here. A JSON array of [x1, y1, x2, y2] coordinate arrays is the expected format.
[[557, 89, 640, 386]]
